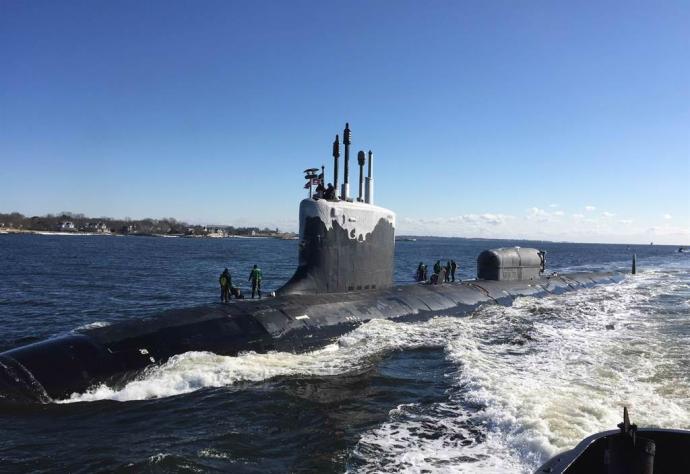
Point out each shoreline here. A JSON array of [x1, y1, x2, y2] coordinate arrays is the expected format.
[[0, 229, 111, 237], [0, 229, 297, 239], [0, 229, 683, 247]]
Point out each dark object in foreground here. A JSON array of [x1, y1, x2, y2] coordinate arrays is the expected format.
[[536, 408, 690, 474]]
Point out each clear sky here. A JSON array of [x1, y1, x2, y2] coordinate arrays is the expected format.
[[1, 1, 688, 244]]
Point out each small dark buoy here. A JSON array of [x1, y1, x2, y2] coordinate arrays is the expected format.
[[606, 324, 615, 330], [632, 253, 637, 275]]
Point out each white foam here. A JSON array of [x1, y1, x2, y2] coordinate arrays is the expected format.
[[352, 266, 690, 473], [352, 400, 526, 473], [143, 453, 203, 472], [73, 321, 111, 331], [59, 317, 463, 403], [198, 448, 231, 460]]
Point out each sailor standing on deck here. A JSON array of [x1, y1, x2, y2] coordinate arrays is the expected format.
[[416, 262, 425, 282], [249, 264, 263, 299], [315, 182, 326, 199], [219, 268, 231, 303], [431, 260, 443, 284], [450, 260, 457, 282], [324, 183, 335, 200]]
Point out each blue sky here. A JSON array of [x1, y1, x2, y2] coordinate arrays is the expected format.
[[1, 1, 688, 243]]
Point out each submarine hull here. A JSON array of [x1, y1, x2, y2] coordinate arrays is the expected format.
[[0, 272, 622, 403]]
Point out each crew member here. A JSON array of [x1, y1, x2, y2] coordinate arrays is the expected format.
[[219, 268, 231, 303], [324, 183, 335, 200], [450, 260, 457, 282], [249, 264, 263, 299], [416, 262, 424, 282], [432, 260, 442, 284], [315, 182, 326, 199], [445, 261, 452, 282], [538, 251, 546, 273]]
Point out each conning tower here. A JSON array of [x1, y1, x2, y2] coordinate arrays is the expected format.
[[278, 124, 396, 295]]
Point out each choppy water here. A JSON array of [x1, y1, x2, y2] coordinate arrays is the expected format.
[[0, 234, 688, 473]]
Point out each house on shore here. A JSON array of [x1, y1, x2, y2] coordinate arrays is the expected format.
[[204, 225, 229, 237], [58, 221, 76, 231], [86, 222, 111, 234]]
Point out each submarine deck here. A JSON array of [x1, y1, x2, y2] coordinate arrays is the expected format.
[[0, 271, 623, 402], [82, 271, 622, 353]]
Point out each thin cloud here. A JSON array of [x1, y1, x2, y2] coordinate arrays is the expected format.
[[663, 214, 672, 220], [526, 207, 550, 222], [584, 205, 596, 212], [409, 213, 514, 227], [478, 213, 511, 225], [395, 208, 687, 244]]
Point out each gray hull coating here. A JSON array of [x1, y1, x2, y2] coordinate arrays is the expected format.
[[0, 272, 622, 403]]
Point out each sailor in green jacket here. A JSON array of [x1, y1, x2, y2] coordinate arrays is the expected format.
[[249, 264, 263, 299], [219, 268, 231, 303]]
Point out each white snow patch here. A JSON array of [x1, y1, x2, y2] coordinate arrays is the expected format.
[[299, 198, 395, 241]]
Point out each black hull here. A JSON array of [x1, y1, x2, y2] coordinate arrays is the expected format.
[[536, 428, 690, 473], [0, 272, 622, 403]]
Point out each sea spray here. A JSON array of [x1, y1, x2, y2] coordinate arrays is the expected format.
[[351, 267, 690, 473]]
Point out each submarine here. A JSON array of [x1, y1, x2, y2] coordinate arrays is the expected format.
[[0, 123, 624, 404]]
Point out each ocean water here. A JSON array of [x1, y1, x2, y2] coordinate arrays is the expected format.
[[0, 234, 688, 473]]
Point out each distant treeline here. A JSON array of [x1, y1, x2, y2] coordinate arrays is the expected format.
[[0, 212, 286, 237]]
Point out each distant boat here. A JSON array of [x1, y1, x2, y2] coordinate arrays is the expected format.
[[680, 247, 688, 253], [396, 237, 417, 242]]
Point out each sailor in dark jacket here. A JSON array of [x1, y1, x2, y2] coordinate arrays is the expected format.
[[416, 262, 425, 282], [249, 265, 263, 299], [324, 183, 335, 200]]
